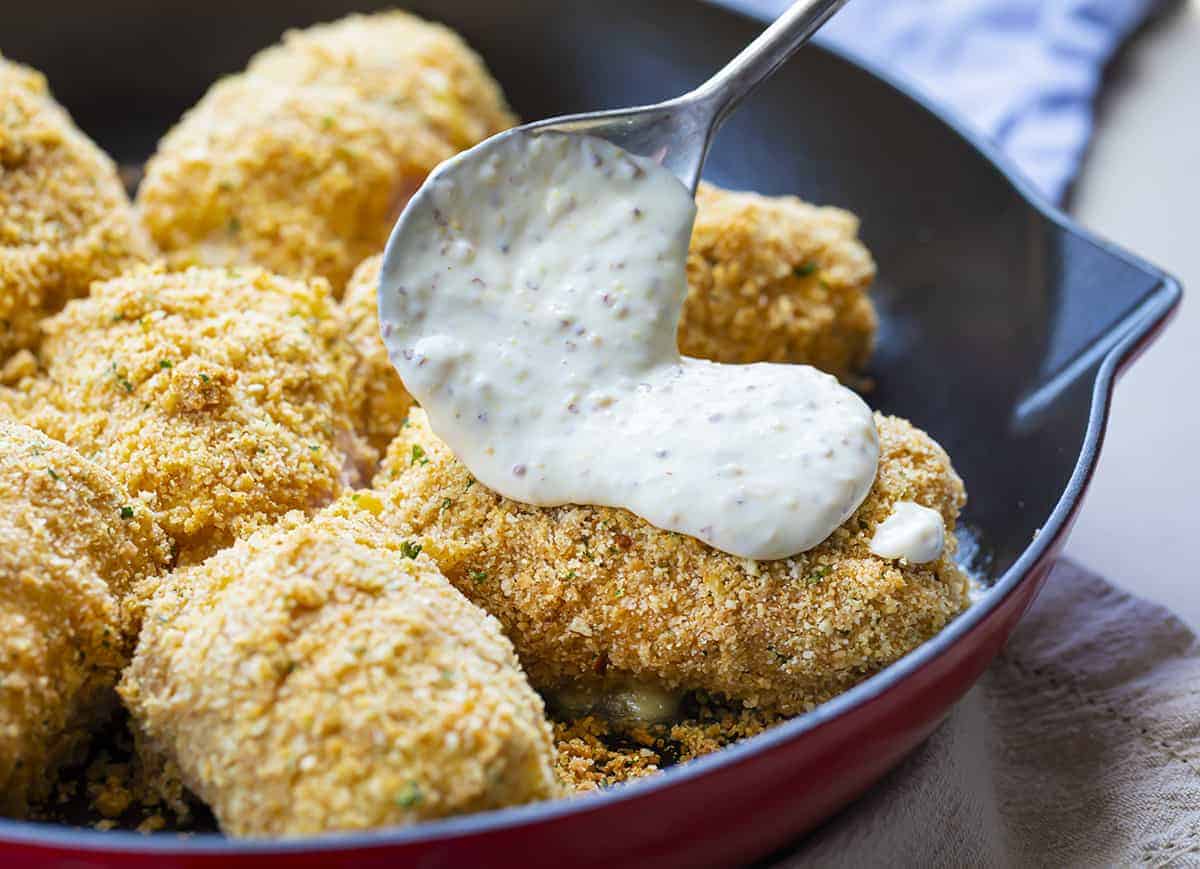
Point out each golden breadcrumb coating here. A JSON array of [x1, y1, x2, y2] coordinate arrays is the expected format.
[[246, 10, 516, 153], [372, 409, 969, 716], [121, 509, 558, 837], [136, 77, 452, 292], [0, 56, 152, 361], [0, 421, 168, 816], [137, 11, 515, 294], [342, 180, 880, 455], [681, 182, 877, 384], [343, 254, 414, 455], [6, 265, 371, 565]]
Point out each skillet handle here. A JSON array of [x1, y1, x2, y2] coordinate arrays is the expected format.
[[1011, 224, 1181, 431]]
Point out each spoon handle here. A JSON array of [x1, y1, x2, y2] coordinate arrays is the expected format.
[[693, 0, 849, 130]]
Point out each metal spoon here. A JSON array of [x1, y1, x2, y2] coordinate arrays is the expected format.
[[380, 0, 848, 321], [500, 0, 847, 193]]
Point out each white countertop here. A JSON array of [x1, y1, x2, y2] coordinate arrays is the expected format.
[[1066, 0, 1199, 627]]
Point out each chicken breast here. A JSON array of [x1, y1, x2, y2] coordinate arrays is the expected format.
[[4, 265, 370, 565], [681, 182, 877, 384], [137, 11, 515, 293], [120, 508, 558, 837], [371, 409, 970, 717], [0, 55, 152, 361], [0, 420, 168, 816]]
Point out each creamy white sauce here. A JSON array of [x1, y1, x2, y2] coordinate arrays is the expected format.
[[379, 131, 880, 560], [869, 501, 945, 563]]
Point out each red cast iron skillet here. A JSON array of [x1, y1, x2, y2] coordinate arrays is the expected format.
[[1, 0, 1181, 865]]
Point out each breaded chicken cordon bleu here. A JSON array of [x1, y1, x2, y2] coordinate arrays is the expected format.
[[683, 182, 877, 384], [0, 55, 151, 366], [2, 265, 371, 566], [136, 11, 516, 292], [121, 508, 558, 837], [0, 420, 169, 816], [369, 410, 970, 719]]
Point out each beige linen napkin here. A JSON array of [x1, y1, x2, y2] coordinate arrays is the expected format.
[[776, 559, 1200, 867]]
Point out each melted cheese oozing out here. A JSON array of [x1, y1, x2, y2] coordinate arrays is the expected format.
[[869, 501, 946, 563], [379, 131, 880, 560], [548, 680, 682, 727]]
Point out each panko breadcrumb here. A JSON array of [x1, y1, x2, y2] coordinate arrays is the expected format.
[[0, 56, 152, 361], [372, 409, 970, 717], [136, 77, 452, 292], [121, 509, 558, 837], [0, 421, 168, 816], [681, 182, 877, 384], [246, 10, 516, 153], [343, 254, 414, 455], [137, 11, 515, 293], [5, 265, 371, 566]]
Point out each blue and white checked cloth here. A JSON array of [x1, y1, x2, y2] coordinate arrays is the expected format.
[[734, 0, 1161, 202]]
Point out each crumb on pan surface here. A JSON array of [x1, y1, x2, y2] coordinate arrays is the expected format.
[[681, 182, 877, 385], [120, 508, 559, 837], [2, 264, 372, 566], [0, 420, 168, 817], [137, 10, 515, 293], [370, 409, 970, 718], [552, 700, 779, 793], [0, 55, 152, 362], [28, 711, 201, 834]]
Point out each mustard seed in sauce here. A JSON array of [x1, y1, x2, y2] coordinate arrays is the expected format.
[[379, 132, 879, 559]]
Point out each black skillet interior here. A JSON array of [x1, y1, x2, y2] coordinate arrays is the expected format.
[[5, 0, 1170, 585]]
